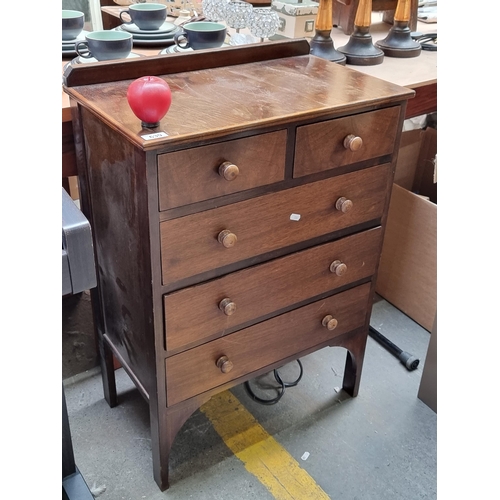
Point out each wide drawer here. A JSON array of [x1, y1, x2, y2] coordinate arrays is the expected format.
[[160, 163, 390, 286], [165, 282, 371, 406], [157, 130, 287, 210], [294, 107, 400, 178], [164, 227, 382, 352]]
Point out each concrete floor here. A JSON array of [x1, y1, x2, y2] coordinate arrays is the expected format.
[[63, 294, 437, 499]]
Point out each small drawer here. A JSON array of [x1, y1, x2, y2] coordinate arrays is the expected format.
[[294, 107, 401, 178], [165, 282, 371, 406], [157, 130, 287, 210], [160, 163, 390, 286], [164, 227, 382, 352]]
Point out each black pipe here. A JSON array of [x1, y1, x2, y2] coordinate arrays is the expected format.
[[369, 326, 420, 371]]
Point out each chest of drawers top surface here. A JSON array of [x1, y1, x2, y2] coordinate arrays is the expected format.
[[64, 43, 413, 150]]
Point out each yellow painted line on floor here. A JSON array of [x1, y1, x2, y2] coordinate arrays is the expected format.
[[200, 390, 330, 500]]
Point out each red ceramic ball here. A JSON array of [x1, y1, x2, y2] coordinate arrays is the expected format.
[[127, 76, 172, 128]]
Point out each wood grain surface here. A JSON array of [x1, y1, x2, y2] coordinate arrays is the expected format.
[[160, 164, 391, 285], [164, 227, 383, 352], [63, 50, 413, 151], [158, 130, 287, 210], [294, 106, 400, 177], [165, 282, 371, 405]]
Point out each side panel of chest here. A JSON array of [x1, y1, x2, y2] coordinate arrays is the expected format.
[[79, 108, 157, 394]]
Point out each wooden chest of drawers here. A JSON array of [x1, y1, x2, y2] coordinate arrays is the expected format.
[[63, 39, 413, 491]]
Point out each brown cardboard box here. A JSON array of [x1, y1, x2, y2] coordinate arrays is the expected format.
[[412, 127, 437, 204], [418, 314, 437, 412], [392, 129, 423, 190], [375, 127, 437, 332]]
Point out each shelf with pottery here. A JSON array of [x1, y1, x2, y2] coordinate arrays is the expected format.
[[62, 11, 435, 116], [98, 5, 436, 89]]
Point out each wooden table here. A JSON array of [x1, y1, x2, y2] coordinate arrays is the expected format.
[[62, 9, 436, 195], [327, 14, 437, 119]]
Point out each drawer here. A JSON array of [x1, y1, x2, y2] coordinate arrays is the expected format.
[[157, 130, 287, 210], [160, 163, 390, 286], [165, 282, 371, 406], [164, 227, 382, 352], [294, 107, 400, 178]]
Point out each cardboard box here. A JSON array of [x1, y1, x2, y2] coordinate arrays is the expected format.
[[392, 129, 423, 190], [418, 314, 437, 412], [375, 127, 437, 332]]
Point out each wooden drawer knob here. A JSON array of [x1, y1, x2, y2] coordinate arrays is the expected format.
[[219, 298, 237, 316], [335, 197, 353, 213], [343, 134, 363, 152], [322, 315, 338, 331], [330, 260, 347, 276], [219, 161, 240, 181], [218, 229, 237, 248], [216, 355, 233, 373]]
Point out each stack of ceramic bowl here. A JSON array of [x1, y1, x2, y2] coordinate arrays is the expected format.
[[113, 21, 180, 46], [62, 10, 89, 57], [62, 31, 90, 57]]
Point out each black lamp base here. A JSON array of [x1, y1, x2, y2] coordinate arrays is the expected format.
[[375, 21, 422, 58], [141, 121, 161, 128], [310, 30, 346, 65], [338, 26, 384, 66]]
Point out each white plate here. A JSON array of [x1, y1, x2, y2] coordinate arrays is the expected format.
[[113, 25, 179, 45], [131, 31, 179, 40], [132, 37, 176, 46], [128, 29, 178, 40], [159, 43, 230, 55], [71, 52, 142, 64], [120, 21, 177, 35], [159, 45, 192, 54]]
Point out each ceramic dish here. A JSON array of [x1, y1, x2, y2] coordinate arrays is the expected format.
[[131, 37, 176, 46], [159, 45, 192, 54], [115, 26, 178, 40], [112, 26, 178, 46], [64, 52, 142, 69], [119, 21, 177, 35], [63, 30, 90, 56], [63, 47, 85, 57], [62, 30, 90, 45], [62, 49, 77, 58], [73, 52, 142, 64], [158, 42, 230, 55]]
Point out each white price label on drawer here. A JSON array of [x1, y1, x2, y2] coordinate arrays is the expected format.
[[290, 213, 301, 221], [141, 132, 168, 140]]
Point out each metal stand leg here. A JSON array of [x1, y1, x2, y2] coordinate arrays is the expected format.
[[368, 326, 419, 371]]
